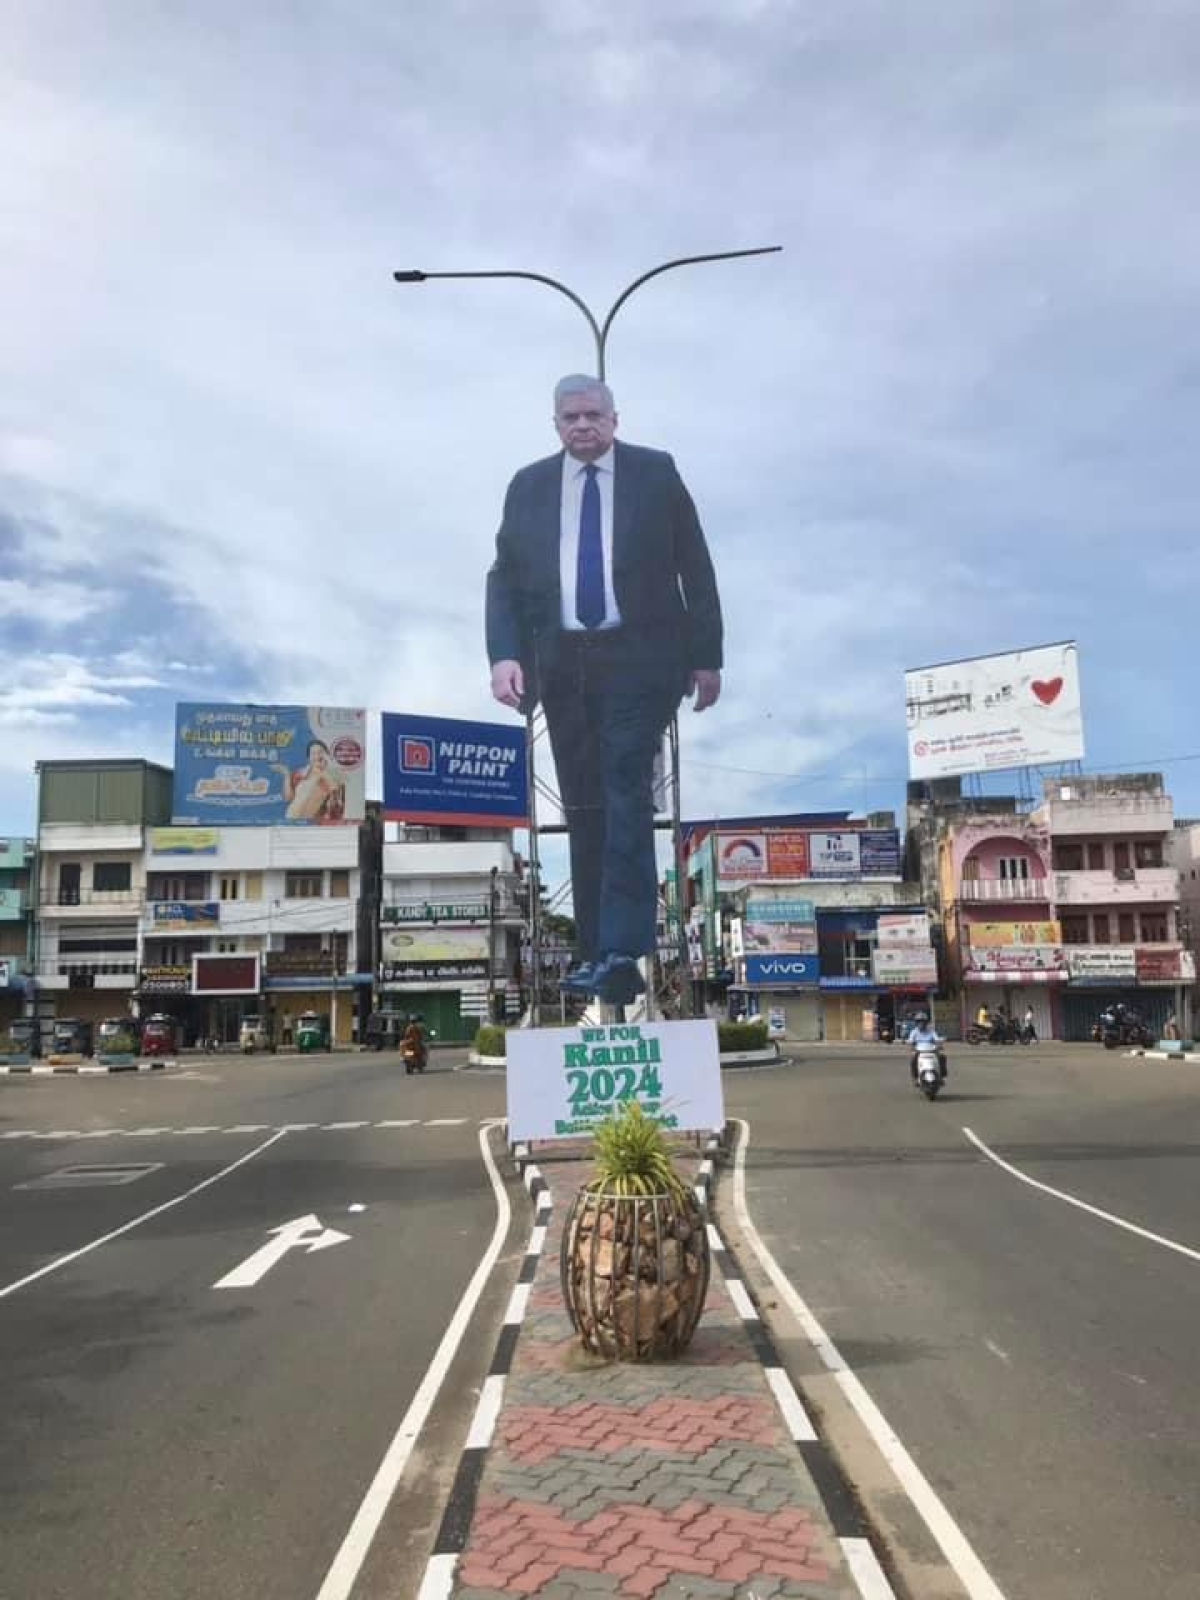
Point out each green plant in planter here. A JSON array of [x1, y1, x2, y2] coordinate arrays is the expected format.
[[562, 1098, 710, 1360]]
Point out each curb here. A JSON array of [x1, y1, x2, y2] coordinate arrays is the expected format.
[[419, 1140, 553, 1600], [0, 1061, 173, 1076], [464, 1045, 781, 1072]]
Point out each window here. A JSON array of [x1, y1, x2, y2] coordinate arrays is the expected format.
[[1118, 913, 1136, 942], [1134, 841, 1163, 869], [998, 857, 1030, 880], [1092, 914, 1110, 944], [217, 940, 240, 954], [148, 872, 208, 901], [330, 870, 350, 897], [1087, 843, 1105, 870], [284, 933, 322, 953], [960, 856, 979, 881], [93, 861, 132, 893], [285, 871, 323, 899], [1053, 843, 1084, 871], [1061, 916, 1090, 945], [220, 875, 240, 901], [57, 863, 81, 905], [1140, 912, 1168, 943], [1113, 842, 1131, 873]]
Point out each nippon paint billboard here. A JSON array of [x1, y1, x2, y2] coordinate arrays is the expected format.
[[905, 642, 1083, 780], [382, 712, 528, 828]]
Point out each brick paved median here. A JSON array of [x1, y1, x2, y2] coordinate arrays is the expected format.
[[449, 1151, 860, 1600]]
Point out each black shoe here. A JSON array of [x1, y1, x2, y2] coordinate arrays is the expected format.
[[593, 954, 646, 1007]]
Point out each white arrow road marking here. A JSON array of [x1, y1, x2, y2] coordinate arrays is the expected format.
[[213, 1214, 352, 1289]]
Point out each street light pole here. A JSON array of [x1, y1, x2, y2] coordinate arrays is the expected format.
[[394, 247, 781, 380]]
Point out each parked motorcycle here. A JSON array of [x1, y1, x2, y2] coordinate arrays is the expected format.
[[1098, 1005, 1153, 1049]]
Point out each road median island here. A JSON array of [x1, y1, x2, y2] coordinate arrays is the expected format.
[[418, 1128, 879, 1599]]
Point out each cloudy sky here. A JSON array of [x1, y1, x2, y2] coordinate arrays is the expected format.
[[3, 0, 1199, 863]]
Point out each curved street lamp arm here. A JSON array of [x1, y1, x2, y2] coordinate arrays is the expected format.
[[598, 246, 782, 375], [394, 267, 603, 371]]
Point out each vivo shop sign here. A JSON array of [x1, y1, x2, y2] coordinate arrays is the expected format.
[[382, 712, 528, 828]]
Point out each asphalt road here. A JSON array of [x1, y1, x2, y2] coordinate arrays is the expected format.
[[0, 1051, 516, 1600], [720, 1042, 1200, 1600]]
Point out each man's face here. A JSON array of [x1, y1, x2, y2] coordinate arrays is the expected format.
[[554, 388, 618, 462]]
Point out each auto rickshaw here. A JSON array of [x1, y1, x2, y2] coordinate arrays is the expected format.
[[97, 1017, 140, 1056], [296, 1010, 331, 1053], [140, 1014, 179, 1058], [52, 1018, 94, 1056], [239, 1014, 273, 1053], [363, 1011, 402, 1051], [5, 1018, 40, 1058]]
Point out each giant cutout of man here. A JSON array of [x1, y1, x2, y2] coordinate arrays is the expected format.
[[487, 375, 723, 1006]]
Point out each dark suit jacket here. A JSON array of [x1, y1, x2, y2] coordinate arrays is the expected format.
[[485, 439, 723, 706]]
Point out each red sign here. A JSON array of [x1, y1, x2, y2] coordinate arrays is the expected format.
[[766, 831, 810, 878], [193, 954, 260, 995], [1135, 948, 1183, 983]]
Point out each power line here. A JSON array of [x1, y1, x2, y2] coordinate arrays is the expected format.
[[683, 750, 1200, 787]]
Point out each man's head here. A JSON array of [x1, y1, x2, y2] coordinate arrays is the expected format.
[[553, 374, 618, 462]]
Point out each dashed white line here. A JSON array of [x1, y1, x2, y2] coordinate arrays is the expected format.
[[504, 1283, 531, 1325], [763, 1365, 818, 1442], [375, 1119, 419, 1128], [841, 1536, 899, 1599], [416, 1553, 457, 1600], [323, 1121, 369, 1131], [465, 1373, 506, 1449], [425, 1118, 467, 1127], [225, 1123, 272, 1133], [725, 1277, 758, 1321]]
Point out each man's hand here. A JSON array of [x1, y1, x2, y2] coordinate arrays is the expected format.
[[688, 669, 722, 712], [491, 659, 525, 710]]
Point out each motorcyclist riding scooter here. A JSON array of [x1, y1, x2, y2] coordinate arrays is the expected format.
[[401, 1014, 428, 1075], [907, 1012, 948, 1084]]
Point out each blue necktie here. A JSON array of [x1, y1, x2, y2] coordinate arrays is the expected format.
[[576, 462, 605, 628]]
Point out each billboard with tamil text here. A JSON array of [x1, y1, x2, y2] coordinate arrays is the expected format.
[[173, 705, 366, 826]]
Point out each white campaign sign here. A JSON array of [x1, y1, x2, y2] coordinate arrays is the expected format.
[[506, 1020, 725, 1144]]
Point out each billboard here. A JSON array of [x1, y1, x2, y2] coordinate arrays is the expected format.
[[152, 901, 220, 933], [192, 953, 260, 994], [716, 833, 769, 880], [1067, 947, 1136, 982], [382, 712, 527, 828], [860, 829, 902, 878], [872, 946, 938, 985], [744, 953, 820, 986], [966, 946, 1067, 973], [877, 913, 930, 946], [173, 705, 366, 825], [905, 641, 1083, 780], [149, 827, 219, 856], [967, 920, 1061, 947], [809, 831, 861, 879], [766, 831, 810, 877]]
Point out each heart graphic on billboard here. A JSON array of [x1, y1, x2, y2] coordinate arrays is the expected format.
[[1031, 677, 1063, 705]]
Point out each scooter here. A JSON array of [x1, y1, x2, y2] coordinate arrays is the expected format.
[[914, 1042, 944, 1100]]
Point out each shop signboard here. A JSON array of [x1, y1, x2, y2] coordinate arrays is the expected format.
[[968, 920, 1061, 947], [859, 829, 902, 877], [381, 960, 488, 982], [1067, 947, 1137, 983], [382, 712, 528, 828], [765, 831, 810, 877], [743, 898, 816, 924], [192, 953, 260, 995], [149, 827, 220, 856], [716, 832, 769, 882], [382, 901, 488, 924], [506, 1019, 724, 1143], [139, 965, 192, 995], [382, 927, 489, 964], [808, 832, 862, 879], [872, 946, 938, 985], [966, 945, 1066, 973], [877, 913, 929, 946], [265, 952, 346, 978], [152, 901, 220, 933], [905, 641, 1084, 780], [744, 953, 820, 986], [742, 919, 818, 956], [1135, 948, 1196, 984], [174, 704, 366, 826]]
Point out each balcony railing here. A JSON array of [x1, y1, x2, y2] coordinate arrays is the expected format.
[[34, 958, 139, 978], [957, 878, 1051, 903], [42, 888, 144, 909]]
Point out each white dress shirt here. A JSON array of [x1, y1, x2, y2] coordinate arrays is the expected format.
[[559, 446, 622, 631]]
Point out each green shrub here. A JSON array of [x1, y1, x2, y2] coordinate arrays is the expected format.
[[474, 1024, 507, 1058], [590, 1099, 686, 1197], [718, 1020, 770, 1053]]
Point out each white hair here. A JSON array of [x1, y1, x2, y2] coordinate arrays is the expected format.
[[553, 374, 615, 413]]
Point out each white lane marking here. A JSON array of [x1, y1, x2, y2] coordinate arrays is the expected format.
[[78, 1066, 109, 1076], [725, 1277, 758, 1321], [1, 1132, 34, 1139], [314, 1125, 511, 1600], [0, 1131, 287, 1302], [841, 1536, 899, 1599], [426, 1117, 467, 1127], [764, 1365, 818, 1441], [375, 1119, 419, 1128], [214, 1215, 351, 1289], [417, 1551, 458, 1600], [279, 1123, 319, 1132], [225, 1123, 271, 1133], [175, 1126, 223, 1135], [985, 1339, 1012, 1366], [964, 1127, 1200, 1265], [504, 1283, 531, 1325], [125, 1127, 172, 1136], [730, 1119, 1007, 1600], [465, 1373, 506, 1449], [323, 1121, 368, 1131]]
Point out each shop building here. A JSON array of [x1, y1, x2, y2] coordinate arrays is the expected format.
[[32, 760, 173, 1042], [0, 836, 36, 1032], [138, 820, 377, 1046], [378, 826, 523, 1043]]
